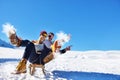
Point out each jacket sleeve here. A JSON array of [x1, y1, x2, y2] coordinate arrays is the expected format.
[[52, 40, 61, 52], [59, 49, 66, 54]]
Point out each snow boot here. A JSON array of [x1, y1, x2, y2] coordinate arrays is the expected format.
[[14, 59, 27, 74], [8, 31, 22, 46]]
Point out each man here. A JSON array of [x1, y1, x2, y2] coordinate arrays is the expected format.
[[43, 32, 54, 49], [43, 32, 71, 63], [44, 32, 71, 53]]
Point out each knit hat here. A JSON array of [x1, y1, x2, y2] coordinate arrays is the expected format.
[[48, 32, 54, 36], [40, 31, 47, 37]]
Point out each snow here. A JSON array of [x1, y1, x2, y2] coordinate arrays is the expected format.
[[0, 47, 120, 80]]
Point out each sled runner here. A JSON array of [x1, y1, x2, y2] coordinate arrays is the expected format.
[[29, 63, 45, 75]]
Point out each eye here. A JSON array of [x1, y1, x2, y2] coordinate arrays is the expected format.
[[48, 35, 51, 37]]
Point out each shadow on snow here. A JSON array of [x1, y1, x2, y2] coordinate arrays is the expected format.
[[0, 58, 20, 63], [52, 70, 120, 80], [0, 58, 120, 80]]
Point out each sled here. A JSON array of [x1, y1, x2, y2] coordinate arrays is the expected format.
[[28, 63, 45, 75]]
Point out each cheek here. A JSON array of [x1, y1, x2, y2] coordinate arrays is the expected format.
[[51, 36, 54, 39], [42, 37, 46, 40], [40, 37, 44, 41]]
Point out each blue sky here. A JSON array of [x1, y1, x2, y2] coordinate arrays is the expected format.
[[0, 0, 120, 51]]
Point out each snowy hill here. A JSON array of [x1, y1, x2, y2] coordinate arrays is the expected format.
[[0, 47, 120, 80], [0, 39, 13, 48]]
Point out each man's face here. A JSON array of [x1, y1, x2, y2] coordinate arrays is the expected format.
[[48, 34, 54, 40]]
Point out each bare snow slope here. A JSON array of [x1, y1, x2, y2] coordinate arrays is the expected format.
[[0, 47, 120, 80]]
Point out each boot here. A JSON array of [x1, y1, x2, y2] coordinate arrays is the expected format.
[[15, 59, 27, 74], [9, 31, 22, 46]]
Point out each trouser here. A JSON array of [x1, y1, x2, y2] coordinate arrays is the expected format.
[[20, 40, 51, 65]]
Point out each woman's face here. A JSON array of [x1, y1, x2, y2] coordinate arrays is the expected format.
[[38, 34, 47, 43], [41, 35, 46, 41]]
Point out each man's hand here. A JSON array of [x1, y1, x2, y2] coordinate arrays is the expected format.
[[65, 45, 72, 51]]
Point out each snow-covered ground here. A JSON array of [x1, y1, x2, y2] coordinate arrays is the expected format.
[[0, 47, 120, 80]]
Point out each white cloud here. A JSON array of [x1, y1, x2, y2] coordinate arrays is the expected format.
[[55, 31, 71, 46]]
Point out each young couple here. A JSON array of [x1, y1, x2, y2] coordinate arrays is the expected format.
[[9, 30, 71, 74]]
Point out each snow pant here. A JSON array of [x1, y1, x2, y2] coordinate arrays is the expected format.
[[20, 40, 52, 65]]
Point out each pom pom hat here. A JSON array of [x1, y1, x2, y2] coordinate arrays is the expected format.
[[40, 31, 47, 37]]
